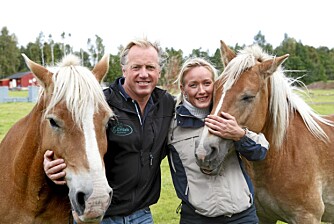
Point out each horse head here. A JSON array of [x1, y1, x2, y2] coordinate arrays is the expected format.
[[195, 40, 289, 175], [22, 54, 114, 223]]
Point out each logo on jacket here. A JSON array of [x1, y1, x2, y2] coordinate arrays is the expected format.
[[112, 123, 133, 136]]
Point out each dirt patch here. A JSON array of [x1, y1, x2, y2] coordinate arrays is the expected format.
[[307, 81, 334, 89]]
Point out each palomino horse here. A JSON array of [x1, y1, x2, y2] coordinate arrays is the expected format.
[[195, 40, 334, 223], [0, 54, 114, 223]]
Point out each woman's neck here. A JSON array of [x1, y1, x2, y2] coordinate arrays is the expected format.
[[183, 99, 210, 120]]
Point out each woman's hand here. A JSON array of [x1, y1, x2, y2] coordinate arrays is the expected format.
[[205, 112, 245, 141], [43, 150, 67, 185]]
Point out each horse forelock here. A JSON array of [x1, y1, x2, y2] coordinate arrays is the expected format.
[[218, 44, 271, 92], [44, 55, 112, 127], [218, 44, 332, 148]]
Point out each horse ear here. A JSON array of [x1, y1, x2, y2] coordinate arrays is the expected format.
[[220, 40, 236, 67], [92, 54, 110, 83], [259, 54, 290, 78], [21, 53, 53, 88]]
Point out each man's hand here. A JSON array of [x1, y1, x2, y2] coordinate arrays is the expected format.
[[43, 150, 67, 185], [205, 112, 245, 141]]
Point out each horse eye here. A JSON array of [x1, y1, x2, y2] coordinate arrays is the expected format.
[[242, 95, 255, 102], [48, 118, 60, 128]]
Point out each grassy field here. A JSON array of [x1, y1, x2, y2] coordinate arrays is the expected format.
[[1, 89, 334, 224]]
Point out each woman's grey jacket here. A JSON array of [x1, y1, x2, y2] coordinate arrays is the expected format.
[[167, 104, 269, 217]]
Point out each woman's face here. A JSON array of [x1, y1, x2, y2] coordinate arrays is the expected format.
[[181, 66, 214, 109]]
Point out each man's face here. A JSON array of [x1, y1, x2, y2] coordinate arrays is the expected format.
[[122, 45, 161, 101]]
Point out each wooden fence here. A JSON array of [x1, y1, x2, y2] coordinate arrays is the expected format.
[[0, 86, 39, 103]]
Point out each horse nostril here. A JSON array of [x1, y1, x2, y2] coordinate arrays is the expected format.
[[76, 191, 87, 210], [210, 146, 218, 158]]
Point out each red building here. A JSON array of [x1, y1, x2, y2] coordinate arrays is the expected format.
[[0, 72, 38, 89]]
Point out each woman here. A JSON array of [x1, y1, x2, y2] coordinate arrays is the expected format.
[[167, 58, 269, 224]]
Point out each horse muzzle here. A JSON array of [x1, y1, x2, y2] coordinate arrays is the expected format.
[[71, 187, 112, 223], [195, 137, 234, 176]]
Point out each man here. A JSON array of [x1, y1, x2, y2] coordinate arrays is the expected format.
[[44, 37, 175, 223]]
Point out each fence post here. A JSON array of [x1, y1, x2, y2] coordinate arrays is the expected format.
[[28, 86, 39, 103], [0, 86, 9, 103]]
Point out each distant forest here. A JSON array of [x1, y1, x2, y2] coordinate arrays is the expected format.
[[1, 26, 334, 87]]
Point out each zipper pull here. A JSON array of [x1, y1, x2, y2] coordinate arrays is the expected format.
[[149, 153, 154, 166]]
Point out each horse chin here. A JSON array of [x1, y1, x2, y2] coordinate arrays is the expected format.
[[68, 177, 112, 223], [70, 194, 111, 223], [72, 210, 104, 223], [198, 159, 225, 176], [196, 139, 234, 176]]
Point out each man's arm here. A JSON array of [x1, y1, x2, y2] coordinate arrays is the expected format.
[[43, 150, 67, 185]]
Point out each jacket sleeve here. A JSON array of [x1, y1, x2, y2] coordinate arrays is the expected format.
[[233, 130, 269, 161]]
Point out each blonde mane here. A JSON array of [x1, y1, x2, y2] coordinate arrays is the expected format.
[[43, 55, 112, 127], [220, 45, 333, 147]]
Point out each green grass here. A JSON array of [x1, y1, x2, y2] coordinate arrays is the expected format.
[[8, 90, 29, 97], [151, 158, 180, 224], [299, 89, 334, 115], [0, 89, 333, 224], [303, 89, 334, 104], [0, 102, 35, 140]]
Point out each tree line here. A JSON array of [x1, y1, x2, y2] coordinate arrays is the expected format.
[[1, 26, 333, 88]]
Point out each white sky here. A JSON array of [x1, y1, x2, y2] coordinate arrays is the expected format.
[[1, 0, 333, 55]]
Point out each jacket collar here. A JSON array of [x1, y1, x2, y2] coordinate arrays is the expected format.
[[175, 104, 205, 128]]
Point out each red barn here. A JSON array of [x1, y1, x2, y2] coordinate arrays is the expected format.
[[0, 78, 9, 87], [0, 72, 37, 89]]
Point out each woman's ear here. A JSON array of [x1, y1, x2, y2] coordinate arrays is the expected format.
[[180, 84, 184, 92]]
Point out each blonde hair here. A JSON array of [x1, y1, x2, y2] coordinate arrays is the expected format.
[[175, 57, 218, 106]]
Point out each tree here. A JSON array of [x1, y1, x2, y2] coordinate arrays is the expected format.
[[210, 48, 224, 75], [188, 47, 210, 59], [253, 31, 273, 53], [105, 53, 121, 84], [48, 34, 55, 66], [161, 47, 183, 91], [1, 27, 334, 85], [95, 35, 105, 61], [0, 27, 21, 77]]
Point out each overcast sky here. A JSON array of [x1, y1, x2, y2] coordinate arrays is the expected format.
[[1, 0, 333, 55]]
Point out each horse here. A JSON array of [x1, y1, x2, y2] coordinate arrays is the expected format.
[[0, 54, 114, 223], [195, 40, 334, 223]]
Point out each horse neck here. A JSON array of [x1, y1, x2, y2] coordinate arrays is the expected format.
[[5, 102, 63, 202], [249, 112, 305, 179], [15, 102, 44, 177]]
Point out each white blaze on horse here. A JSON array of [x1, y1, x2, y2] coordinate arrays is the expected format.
[[195, 40, 334, 223], [0, 54, 114, 223]]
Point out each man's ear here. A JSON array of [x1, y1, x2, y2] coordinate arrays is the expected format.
[[122, 67, 127, 78]]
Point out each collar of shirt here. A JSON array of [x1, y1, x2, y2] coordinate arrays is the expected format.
[[118, 77, 154, 119], [176, 104, 205, 128]]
